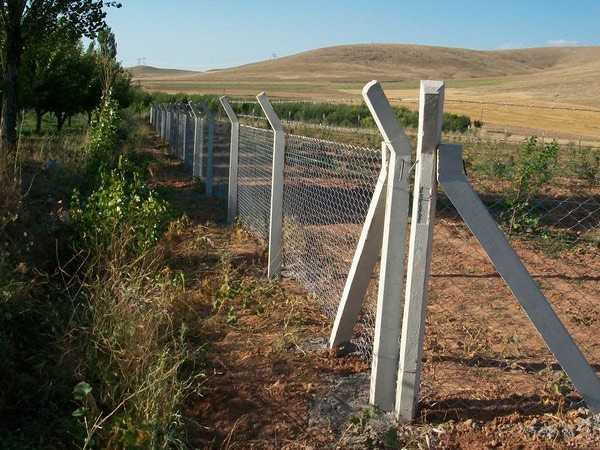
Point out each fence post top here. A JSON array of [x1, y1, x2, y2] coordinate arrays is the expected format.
[[219, 96, 240, 125], [256, 92, 283, 132], [362, 80, 411, 154], [420, 80, 445, 94]]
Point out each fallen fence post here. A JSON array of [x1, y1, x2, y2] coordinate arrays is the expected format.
[[396, 80, 445, 422], [329, 141, 389, 348], [257, 92, 285, 279], [437, 143, 600, 414], [220, 96, 240, 224], [363, 81, 413, 411]]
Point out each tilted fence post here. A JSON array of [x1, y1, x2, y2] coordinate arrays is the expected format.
[[220, 96, 240, 224], [396, 80, 445, 422], [329, 141, 388, 348], [438, 143, 600, 414], [257, 92, 285, 279], [362, 81, 413, 411]]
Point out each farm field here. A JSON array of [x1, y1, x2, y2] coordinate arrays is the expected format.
[[131, 44, 600, 144]]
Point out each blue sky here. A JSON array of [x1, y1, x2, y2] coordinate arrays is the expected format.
[[107, 0, 600, 70]]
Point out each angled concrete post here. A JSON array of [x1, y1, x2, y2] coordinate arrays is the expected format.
[[363, 81, 413, 411], [257, 92, 285, 279], [220, 96, 240, 224], [396, 80, 445, 422], [329, 142, 389, 348], [438, 143, 600, 414]]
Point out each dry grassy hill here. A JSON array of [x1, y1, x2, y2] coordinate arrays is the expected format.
[[133, 44, 600, 142], [129, 65, 200, 80]]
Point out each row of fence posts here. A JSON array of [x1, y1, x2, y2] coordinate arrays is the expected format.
[[149, 102, 215, 196], [147, 85, 600, 423]]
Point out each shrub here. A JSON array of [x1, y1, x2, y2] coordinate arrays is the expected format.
[[568, 146, 600, 185], [506, 137, 559, 233], [71, 156, 168, 257], [86, 93, 120, 177]]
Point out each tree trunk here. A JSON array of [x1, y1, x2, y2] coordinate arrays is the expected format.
[[56, 112, 66, 132], [68, 115, 72, 127], [35, 109, 44, 134], [1, 3, 23, 156], [87, 111, 92, 125]]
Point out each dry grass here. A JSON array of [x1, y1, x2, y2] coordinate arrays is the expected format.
[[132, 43, 600, 142]]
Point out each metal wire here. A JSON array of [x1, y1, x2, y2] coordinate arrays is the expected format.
[[282, 134, 382, 355], [421, 142, 600, 403], [237, 125, 274, 242], [213, 120, 231, 200]]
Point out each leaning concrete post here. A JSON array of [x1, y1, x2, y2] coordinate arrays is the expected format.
[[363, 81, 413, 411], [396, 81, 445, 422], [220, 96, 240, 224], [438, 143, 600, 414], [257, 92, 285, 279], [329, 142, 388, 348]]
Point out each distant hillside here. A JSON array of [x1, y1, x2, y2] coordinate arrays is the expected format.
[[157, 44, 600, 83], [128, 65, 201, 80], [136, 43, 600, 141]]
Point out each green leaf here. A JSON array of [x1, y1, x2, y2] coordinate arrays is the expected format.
[[73, 381, 93, 400]]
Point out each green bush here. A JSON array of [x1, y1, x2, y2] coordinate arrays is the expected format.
[[86, 94, 120, 177], [567, 146, 600, 184], [506, 137, 559, 233], [71, 156, 168, 256]]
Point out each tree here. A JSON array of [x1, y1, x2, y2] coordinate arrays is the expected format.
[[0, 0, 120, 152]]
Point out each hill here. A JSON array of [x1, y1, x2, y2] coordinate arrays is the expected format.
[[128, 65, 201, 80], [136, 44, 600, 141]]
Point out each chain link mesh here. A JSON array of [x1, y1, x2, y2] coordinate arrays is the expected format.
[[237, 125, 274, 242], [213, 120, 231, 200], [282, 134, 382, 355], [422, 141, 600, 406]]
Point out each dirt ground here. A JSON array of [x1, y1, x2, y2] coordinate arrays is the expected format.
[[144, 130, 600, 449]]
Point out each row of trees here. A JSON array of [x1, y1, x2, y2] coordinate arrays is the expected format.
[[20, 26, 134, 133], [0, 1, 123, 153]]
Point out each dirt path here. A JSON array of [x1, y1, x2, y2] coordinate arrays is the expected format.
[[141, 130, 600, 449]]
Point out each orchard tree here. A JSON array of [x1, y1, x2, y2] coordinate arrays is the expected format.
[[0, 0, 121, 152]]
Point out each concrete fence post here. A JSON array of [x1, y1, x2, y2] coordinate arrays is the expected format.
[[362, 81, 413, 411], [438, 143, 600, 414], [206, 113, 215, 196], [257, 92, 285, 279], [181, 113, 187, 167], [396, 80, 445, 422], [220, 96, 240, 224], [329, 141, 388, 348], [188, 102, 203, 179]]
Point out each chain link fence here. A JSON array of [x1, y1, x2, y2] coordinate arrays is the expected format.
[[151, 103, 600, 364], [237, 125, 274, 241], [282, 134, 383, 355]]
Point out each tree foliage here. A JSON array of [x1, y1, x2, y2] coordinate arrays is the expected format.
[[0, 0, 121, 149]]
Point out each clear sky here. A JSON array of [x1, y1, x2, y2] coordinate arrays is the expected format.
[[106, 0, 600, 70]]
